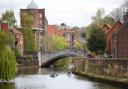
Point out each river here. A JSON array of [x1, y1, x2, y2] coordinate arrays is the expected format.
[[0, 68, 123, 89]]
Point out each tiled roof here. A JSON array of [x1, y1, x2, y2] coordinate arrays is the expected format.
[[107, 21, 122, 35]]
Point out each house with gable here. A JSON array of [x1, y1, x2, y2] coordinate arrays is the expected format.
[[102, 21, 122, 57], [111, 12, 128, 58]]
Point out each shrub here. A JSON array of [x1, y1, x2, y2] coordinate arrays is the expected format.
[[0, 46, 17, 81]]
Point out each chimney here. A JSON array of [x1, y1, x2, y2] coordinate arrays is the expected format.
[[1, 22, 9, 33]]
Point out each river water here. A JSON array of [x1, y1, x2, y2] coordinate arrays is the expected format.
[[0, 68, 123, 89]]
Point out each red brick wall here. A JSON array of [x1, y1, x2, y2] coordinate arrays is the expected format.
[[116, 23, 128, 58], [48, 25, 62, 36], [0, 23, 8, 32], [106, 21, 122, 54], [20, 9, 45, 29]]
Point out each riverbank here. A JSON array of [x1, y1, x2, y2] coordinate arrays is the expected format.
[[72, 70, 128, 89]]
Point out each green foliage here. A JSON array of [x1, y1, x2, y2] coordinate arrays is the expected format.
[[1, 10, 16, 28], [1, 10, 16, 48], [92, 8, 105, 25], [83, 8, 115, 56], [74, 40, 81, 49], [0, 30, 17, 81], [86, 24, 106, 55], [54, 58, 70, 67], [102, 16, 115, 26], [8, 32, 15, 48], [81, 32, 86, 38], [48, 36, 67, 51], [0, 30, 8, 49], [91, 8, 115, 26], [12, 48, 20, 58], [23, 29, 36, 53], [0, 46, 17, 81], [86, 23, 97, 38], [21, 12, 36, 54]]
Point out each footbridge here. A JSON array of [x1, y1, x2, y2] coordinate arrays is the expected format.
[[38, 48, 88, 67]]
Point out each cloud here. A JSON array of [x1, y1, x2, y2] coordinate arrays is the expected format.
[[0, 0, 124, 27]]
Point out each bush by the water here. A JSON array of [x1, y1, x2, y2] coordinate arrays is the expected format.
[[0, 46, 17, 81], [0, 30, 17, 81], [12, 48, 20, 58], [0, 30, 8, 48]]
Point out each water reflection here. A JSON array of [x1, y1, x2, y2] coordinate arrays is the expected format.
[[0, 68, 124, 89], [93, 83, 122, 89], [0, 82, 15, 89], [17, 67, 39, 75]]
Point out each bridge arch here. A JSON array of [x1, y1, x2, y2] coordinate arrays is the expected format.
[[40, 48, 88, 68]]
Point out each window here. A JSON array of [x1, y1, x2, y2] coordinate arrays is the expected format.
[[39, 13, 42, 18]]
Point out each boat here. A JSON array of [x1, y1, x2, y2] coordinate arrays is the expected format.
[[50, 73, 56, 78], [50, 73, 58, 77], [67, 71, 72, 76]]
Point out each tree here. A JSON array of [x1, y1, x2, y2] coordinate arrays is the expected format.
[[0, 30, 8, 49], [81, 31, 86, 38], [109, 0, 128, 22], [1, 10, 16, 28], [47, 36, 67, 51], [110, 8, 124, 22], [21, 12, 36, 54], [8, 32, 15, 48], [91, 8, 105, 25], [1, 10, 16, 49], [0, 30, 17, 81], [86, 24, 106, 55], [74, 40, 81, 49], [102, 16, 115, 26], [0, 46, 17, 81], [92, 8, 115, 26]]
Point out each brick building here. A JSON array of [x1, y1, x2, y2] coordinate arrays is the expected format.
[[102, 24, 111, 34], [48, 25, 62, 36], [13, 29, 24, 56], [61, 29, 76, 48], [48, 24, 77, 48], [0, 21, 24, 56], [111, 12, 128, 58], [20, 0, 48, 51], [102, 21, 122, 55]]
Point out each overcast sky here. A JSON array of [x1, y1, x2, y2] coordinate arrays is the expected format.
[[0, 0, 124, 27]]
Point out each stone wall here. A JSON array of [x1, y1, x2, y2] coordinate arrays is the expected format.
[[17, 56, 39, 67], [74, 58, 128, 78]]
